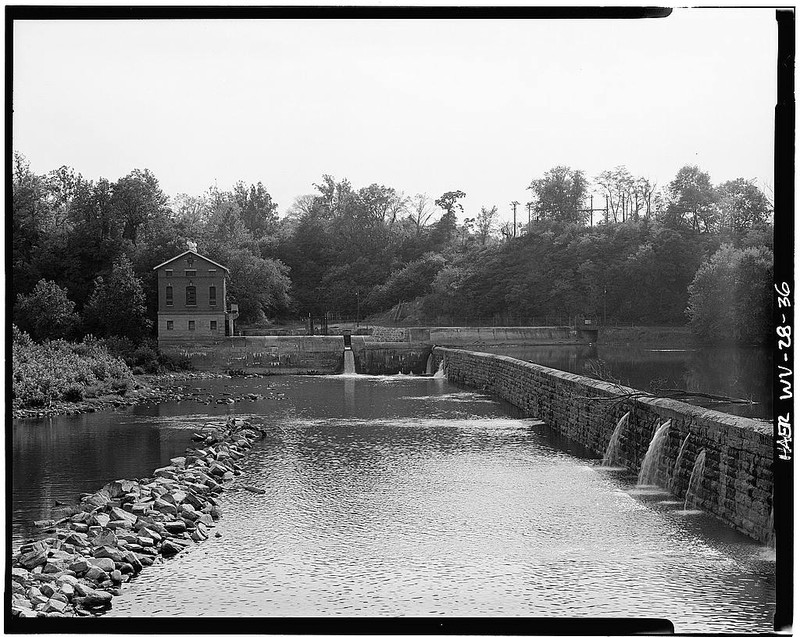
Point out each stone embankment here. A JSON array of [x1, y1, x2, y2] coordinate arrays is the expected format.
[[9, 417, 267, 619]]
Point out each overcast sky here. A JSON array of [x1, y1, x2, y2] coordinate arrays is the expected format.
[[13, 9, 777, 224]]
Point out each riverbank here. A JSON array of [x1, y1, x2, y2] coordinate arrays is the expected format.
[[12, 372, 213, 420], [9, 417, 267, 619], [12, 371, 290, 420]]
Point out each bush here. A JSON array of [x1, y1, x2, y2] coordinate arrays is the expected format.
[[14, 280, 81, 342], [63, 384, 86, 402], [12, 331, 136, 409], [686, 244, 773, 344]]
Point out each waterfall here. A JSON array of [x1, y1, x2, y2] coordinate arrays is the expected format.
[[670, 433, 692, 490], [684, 449, 706, 510], [433, 360, 446, 379], [637, 420, 672, 486], [425, 354, 434, 375], [601, 412, 630, 467], [343, 349, 356, 375]]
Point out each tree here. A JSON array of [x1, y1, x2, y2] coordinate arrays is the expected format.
[[233, 181, 279, 238], [223, 249, 292, 323], [595, 166, 634, 223], [84, 255, 153, 341], [474, 205, 498, 245], [714, 178, 772, 234], [432, 190, 466, 243], [356, 183, 408, 226], [112, 169, 169, 245], [407, 193, 437, 236], [686, 244, 773, 344], [14, 279, 81, 341], [528, 166, 589, 224], [663, 165, 716, 232]]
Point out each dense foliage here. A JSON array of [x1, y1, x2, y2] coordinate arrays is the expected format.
[[686, 244, 773, 344], [12, 327, 134, 408], [12, 153, 774, 346]]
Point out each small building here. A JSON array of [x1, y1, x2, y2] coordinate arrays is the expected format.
[[153, 249, 233, 346]]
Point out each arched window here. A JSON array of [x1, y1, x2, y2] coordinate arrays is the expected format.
[[186, 285, 197, 306], [165, 285, 173, 306]]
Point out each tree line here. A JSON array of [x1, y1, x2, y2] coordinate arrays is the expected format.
[[12, 152, 774, 346]]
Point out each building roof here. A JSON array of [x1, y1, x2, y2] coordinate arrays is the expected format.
[[152, 250, 230, 272]]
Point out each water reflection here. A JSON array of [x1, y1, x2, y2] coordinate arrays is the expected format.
[[467, 344, 772, 419]]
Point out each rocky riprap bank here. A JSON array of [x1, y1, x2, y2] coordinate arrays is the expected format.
[[10, 417, 267, 618]]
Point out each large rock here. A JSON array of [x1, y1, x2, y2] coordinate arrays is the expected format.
[[164, 520, 187, 534], [92, 546, 125, 562], [68, 558, 90, 574], [11, 567, 30, 583], [88, 557, 115, 572], [42, 598, 68, 614], [81, 492, 111, 509], [72, 580, 96, 597], [18, 548, 48, 570], [109, 507, 137, 525], [78, 589, 113, 606], [153, 499, 177, 516], [39, 582, 57, 597], [91, 513, 111, 528], [131, 502, 154, 516], [137, 526, 162, 543], [64, 532, 90, 548], [160, 540, 184, 556], [105, 479, 138, 499], [90, 528, 118, 548], [84, 566, 108, 582], [121, 550, 143, 573]]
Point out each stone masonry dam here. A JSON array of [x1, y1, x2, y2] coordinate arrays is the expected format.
[[431, 347, 774, 546], [160, 328, 772, 546]]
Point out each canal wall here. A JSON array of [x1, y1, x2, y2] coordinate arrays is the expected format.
[[433, 347, 774, 545], [407, 326, 576, 345], [161, 337, 431, 375]]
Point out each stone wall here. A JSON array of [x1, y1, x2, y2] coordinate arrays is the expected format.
[[420, 326, 574, 345], [351, 338, 431, 375], [160, 337, 433, 376], [161, 337, 345, 374], [434, 347, 774, 545]]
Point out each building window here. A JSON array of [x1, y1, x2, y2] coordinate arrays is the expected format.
[[210, 321, 217, 331], [166, 320, 174, 330], [165, 286, 173, 306], [165, 269, 173, 277], [208, 269, 217, 275], [188, 320, 195, 331], [209, 285, 217, 306], [186, 285, 196, 306], [185, 269, 197, 277]]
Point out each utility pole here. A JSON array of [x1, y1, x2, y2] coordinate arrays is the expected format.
[[526, 202, 533, 228], [510, 201, 519, 238]]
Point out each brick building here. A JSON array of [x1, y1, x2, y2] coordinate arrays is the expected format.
[[153, 249, 233, 346]]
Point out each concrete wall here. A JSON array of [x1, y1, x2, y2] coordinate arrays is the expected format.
[[421, 326, 574, 345], [162, 336, 345, 374], [351, 338, 431, 375], [434, 347, 774, 545], [161, 337, 433, 375]]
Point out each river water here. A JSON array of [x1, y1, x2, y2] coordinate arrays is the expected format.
[[13, 374, 775, 630], [464, 344, 773, 420]]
